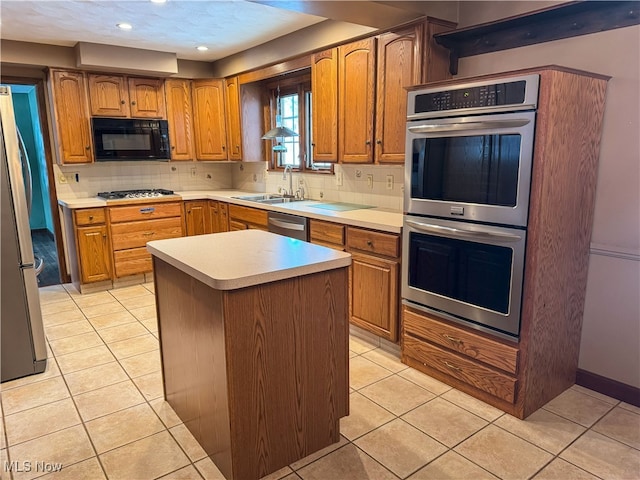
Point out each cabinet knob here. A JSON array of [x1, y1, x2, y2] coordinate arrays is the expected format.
[[376, 139, 382, 145], [131, 101, 137, 106], [85, 146, 91, 150], [222, 145, 226, 150], [235, 145, 240, 151], [171, 145, 175, 150], [120, 100, 126, 105], [365, 140, 371, 145], [102, 234, 107, 239], [88, 215, 94, 221], [367, 240, 373, 247]]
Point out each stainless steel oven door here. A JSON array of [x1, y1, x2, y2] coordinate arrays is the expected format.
[[402, 215, 526, 338], [404, 110, 535, 227]]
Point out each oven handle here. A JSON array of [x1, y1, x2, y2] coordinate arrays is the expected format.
[[406, 220, 522, 243], [407, 118, 531, 134]]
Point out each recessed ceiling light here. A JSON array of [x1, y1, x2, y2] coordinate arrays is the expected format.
[[196, 46, 209, 52], [150, 0, 167, 3], [117, 23, 133, 30]]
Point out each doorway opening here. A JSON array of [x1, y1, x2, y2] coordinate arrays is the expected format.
[[3, 78, 67, 287]]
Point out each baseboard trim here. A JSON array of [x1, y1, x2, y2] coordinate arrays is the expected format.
[[576, 369, 640, 407]]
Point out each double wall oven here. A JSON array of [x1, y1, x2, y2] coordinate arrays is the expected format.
[[402, 74, 539, 339]]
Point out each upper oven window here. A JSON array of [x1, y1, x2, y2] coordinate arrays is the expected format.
[[410, 133, 521, 207]]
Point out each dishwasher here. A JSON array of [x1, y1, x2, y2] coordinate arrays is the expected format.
[[267, 211, 309, 241]]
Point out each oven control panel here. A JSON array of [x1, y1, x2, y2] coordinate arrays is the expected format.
[[407, 74, 539, 119]]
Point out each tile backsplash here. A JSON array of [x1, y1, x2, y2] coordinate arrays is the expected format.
[[56, 160, 404, 212]]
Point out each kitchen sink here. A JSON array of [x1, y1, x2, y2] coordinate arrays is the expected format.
[[232, 194, 305, 204]]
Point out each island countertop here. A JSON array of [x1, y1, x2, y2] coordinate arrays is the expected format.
[[147, 229, 352, 291]]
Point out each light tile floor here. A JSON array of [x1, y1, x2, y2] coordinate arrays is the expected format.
[[1, 283, 639, 480]]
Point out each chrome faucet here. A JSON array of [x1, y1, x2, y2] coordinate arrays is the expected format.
[[283, 165, 293, 197]]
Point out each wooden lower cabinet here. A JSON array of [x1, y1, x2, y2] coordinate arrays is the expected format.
[[108, 201, 184, 278], [309, 219, 345, 250], [209, 201, 229, 233], [184, 200, 209, 236], [76, 224, 111, 283], [228, 204, 268, 231]]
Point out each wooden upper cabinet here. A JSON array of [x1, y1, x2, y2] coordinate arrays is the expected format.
[[339, 38, 376, 164], [88, 74, 165, 118], [192, 79, 228, 161], [375, 26, 421, 163], [88, 74, 130, 117], [225, 76, 243, 160], [128, 77, 166, 118], [49, 70, 93, 164], [422, 18, 457, 84], [165, 79, 195, 161], [311, 48, 339, 162]]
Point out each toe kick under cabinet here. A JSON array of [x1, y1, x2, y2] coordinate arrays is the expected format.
[[108, 201, 184, 278]]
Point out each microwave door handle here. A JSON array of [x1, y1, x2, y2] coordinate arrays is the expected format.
[[406, 220, 522, 243], [408, 118, 531, 134]]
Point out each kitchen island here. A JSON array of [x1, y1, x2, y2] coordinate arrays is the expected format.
[[147, 230, 351, 480]]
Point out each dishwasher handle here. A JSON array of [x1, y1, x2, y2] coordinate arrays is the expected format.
[[268, 218, 305, 231]]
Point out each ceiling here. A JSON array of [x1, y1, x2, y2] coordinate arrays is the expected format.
[[0, 0, 328, 62]]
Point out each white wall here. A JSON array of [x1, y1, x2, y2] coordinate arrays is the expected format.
[[456, 1, 640, 388]]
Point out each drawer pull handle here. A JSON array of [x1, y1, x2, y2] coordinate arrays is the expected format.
[[367, 240, 373, 247], [143, 232, 155, 237], [88, 215, 94, 221], [140, 207, 155, 214], [442, 334, 462, 344], [444, 361, 461, 371]]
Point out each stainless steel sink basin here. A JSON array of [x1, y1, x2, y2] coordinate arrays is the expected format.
[[232, 194, 304, 204]]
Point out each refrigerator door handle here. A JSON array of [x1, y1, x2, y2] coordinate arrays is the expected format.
[[17, 127, 32, 216]]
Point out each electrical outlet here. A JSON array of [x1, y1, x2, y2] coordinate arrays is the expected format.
[[336, 171, 343, 186], [58, 174, 67, 184], [190, 167, 197, 178], [71, 172, 79, 183], [386, 175, 393, 190], [367, 174, 373, 189]]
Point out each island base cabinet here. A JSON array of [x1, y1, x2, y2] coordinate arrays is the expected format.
[[154, 258, 349, 480]]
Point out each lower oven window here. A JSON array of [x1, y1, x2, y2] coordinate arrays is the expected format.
[[409, 232, 513, 314]]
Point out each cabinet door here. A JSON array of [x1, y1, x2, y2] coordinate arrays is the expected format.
[[339, 38, 376, 163], [375, 27, 421, 163], [128, 77, 166, 118], [165, 79, 195, 161], [350, 252, 399, 341], [192, 79, 228, 160], [311, 48, 338, 162], [88, 74, 130, 117], [225, 76, 243, 160], [50, 70, 93, 164], [76, 225, 112, 283], [185, 201, 209, 236]]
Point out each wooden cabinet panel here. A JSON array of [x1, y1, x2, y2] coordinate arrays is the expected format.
[[350, 252, 399, 341], [404, 308, 519, 374], [375, 27, 421, 163], [310, 220, 345, 248], [75, 208, 106, 226], [109, 202, 182, 223], [128, 77, 166, 118], [88, 74, 130, 117], [228, 204, 268, 229], [404, 335, 517, 403], [209, 201, 229, 233], [49, 70, 93, 164], [111, 217, 183, 250], [185, 200, 209, 236], [225, 76, 243, 160], [192, 79, 228, 161], [113, 248, 153, 278], [165, 79, 195, 161], [339, 38, 376, 163], [76, 225, 111, 283], [347, 227, 400, 258], [311, 48, 339, 162]]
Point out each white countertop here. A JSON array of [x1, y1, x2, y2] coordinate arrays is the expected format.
[[59, 189, 403, 233], [147, 229, 352, 290]]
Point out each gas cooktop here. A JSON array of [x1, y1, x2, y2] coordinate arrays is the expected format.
[[97, 189, 175, 200]]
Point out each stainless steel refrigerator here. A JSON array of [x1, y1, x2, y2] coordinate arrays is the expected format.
[[1, 85, 47, 382]]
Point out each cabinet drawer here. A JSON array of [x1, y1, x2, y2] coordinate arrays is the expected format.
[[404, 307, 519, 374], [75, 208, 106, 226], [347, 227, 400, 258], [111, 217, 183, 250], [310, 220, 345, 247], [228, 204, 268, 228], [109, 202, 182, 223], [113, 247, 152, 277], [404, 335, 517, 403]]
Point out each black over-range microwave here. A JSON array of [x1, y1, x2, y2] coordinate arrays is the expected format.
[[92, 118, 170, 161]]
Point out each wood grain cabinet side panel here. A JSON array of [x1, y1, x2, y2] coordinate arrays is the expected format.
[[339, 38, 376, 163], [225, 76, 243, 160]]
